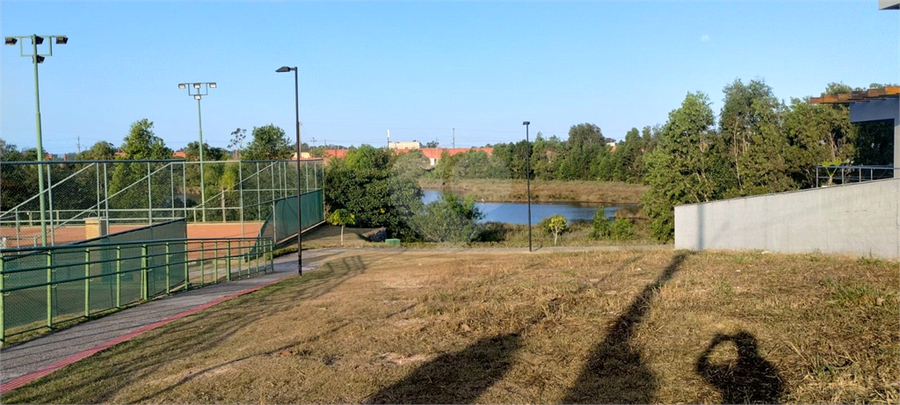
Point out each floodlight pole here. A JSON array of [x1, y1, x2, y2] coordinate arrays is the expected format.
[[277, 66, 302, 275], [5, 34, 68, 246], [178, 82, 215, 222], [523, 121, 532, 252]]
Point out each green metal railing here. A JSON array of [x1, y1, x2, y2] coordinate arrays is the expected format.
[[0, 236, 275, 343]]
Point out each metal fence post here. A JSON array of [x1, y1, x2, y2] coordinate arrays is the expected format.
[[165, 242, 171, 295], [184, 240, 189, 291], [226, 240, 232, 281], [46, 250, 53, 328], [1, 255, 6, 343], [256, 239, 262, 273], [116, 246, 122, 309], [147, 162, 153, 224], [85, 248, 90, 317], [141, 244, 148, 301], [47, 163, 55, 245]]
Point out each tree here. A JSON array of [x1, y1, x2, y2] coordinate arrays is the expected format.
[[243, 124, 292, 160], [589, 206, 611, 239], [0, 138, 22, 162], [109, 119, 173, 217], [718, 79, 794, 196], [327, 208, 356, 246], [76, 141, 116, 161], [782, 97, 855, 188], [642, 92, 722, 242], [325, 148, 422, 240], [424, 140, 439, 148], [228, 128, 247, 159], [392, 149, 429, 179], [409, 192, 483, 243], [118, 119, 171, 160], [184, 141, 228, 162], [558, 123, 611, 180], [541, 214, 568, 245]]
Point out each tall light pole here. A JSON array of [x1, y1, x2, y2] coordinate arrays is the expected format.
[[5, 34, 68, 246], [276, 66, 302, 275], [523, 121, 532, 252], [178, 82, 216, 222]]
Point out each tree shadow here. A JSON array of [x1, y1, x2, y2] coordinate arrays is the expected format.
[[562, 252, 688, 404], [365, 332, 523, 404], [696, 331, 785, 404]]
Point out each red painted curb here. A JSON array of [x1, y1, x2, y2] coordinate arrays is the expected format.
[[0, 275, 291, 394]]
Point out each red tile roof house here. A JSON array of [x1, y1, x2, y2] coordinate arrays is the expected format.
[[410, 147, 494, 167]]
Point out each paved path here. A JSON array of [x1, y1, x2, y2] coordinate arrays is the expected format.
[[0, 245, 670, 393]]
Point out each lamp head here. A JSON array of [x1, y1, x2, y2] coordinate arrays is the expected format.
[[193, 83, 201, 89], [276, 66, 293, 73], [55, 36, 68, 45], [34, 55, 45, 64], [522, 121, 530, 126], [178, 83, 186, 89], [33, 36, 44, 45], [208, 82, 216, 88], [194, 94, 201, 100], [4, 37, 17, 45]]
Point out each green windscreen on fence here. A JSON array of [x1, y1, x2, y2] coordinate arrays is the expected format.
[[0, 219, 187, 334], [256, 190, 324, 249]]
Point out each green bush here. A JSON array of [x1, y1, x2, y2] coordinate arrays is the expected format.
[[410, 192, 483, 243], [589, 206, 611, 239], [609, 218, 635, 241]]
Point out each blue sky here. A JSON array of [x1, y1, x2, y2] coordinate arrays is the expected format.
[[1, 1, 897, 154]]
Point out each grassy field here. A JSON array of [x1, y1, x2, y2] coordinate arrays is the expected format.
[[419, 179, 648, 204], [4, 248, 897, 404]]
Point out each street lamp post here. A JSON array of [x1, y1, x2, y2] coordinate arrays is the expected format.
[[276, 66, 302, 275], [5, 34, 68, 246], [178, 82, 216, 222], [523, 121, 532, 252]]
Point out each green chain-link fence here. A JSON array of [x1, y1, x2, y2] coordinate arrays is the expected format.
[[0, 159, 324, 248], [0, 218, 275, 343], [255, 190, 326, 249]]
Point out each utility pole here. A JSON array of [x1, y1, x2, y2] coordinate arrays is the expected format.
[[387, 129, 390, 149], [77, 136, 81, 153], [452, 128, 455, 149]]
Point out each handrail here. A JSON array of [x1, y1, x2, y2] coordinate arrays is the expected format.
[[0, 235, 276, 343]]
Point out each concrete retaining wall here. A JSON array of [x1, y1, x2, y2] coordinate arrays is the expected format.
[[675, 178, 900, 259]]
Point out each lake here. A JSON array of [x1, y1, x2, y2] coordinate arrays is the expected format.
[[421, 190, 619, 225]]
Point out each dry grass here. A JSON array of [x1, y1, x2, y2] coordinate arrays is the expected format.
[[419, 179, 648, 204], [4, 250, 898, 404]]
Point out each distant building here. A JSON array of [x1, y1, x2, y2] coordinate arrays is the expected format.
[[389, 141, 421, 150], [417, 147, 494, 167]]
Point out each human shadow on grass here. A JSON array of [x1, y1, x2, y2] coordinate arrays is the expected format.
[[3, 254, 375, 404], [365, 332, 522, 404], [562, 252, 689, 404], [696, 331, 785, 404]]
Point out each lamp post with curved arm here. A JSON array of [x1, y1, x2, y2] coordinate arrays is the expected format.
[[276, 66, 303, 275]]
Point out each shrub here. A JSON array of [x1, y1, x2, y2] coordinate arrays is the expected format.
[[540, 214, 568, 245], [609, 218, 635, 241], [589, 206, 611, 239]]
